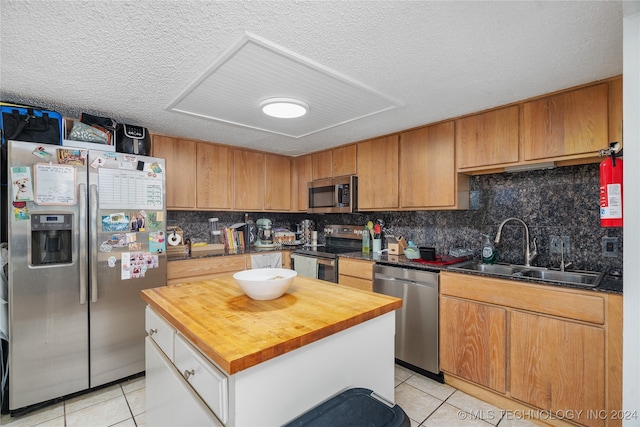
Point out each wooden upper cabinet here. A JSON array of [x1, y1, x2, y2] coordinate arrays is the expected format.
[[400, 121, 461, 208], [440, 296, 507, 393], [311, 145, 356, 180], [311, 150, 333, 180], [332, 144, 357, 177], [264, 154, 291, 211], [523, 83, 609, 161], [357, 135, 399, 210], [510, 311, 606, 427], [456, 106, 519, 169], [152, 135, 196, 209], [196, 142, 232, 210], [232, 149, 264, 211], [291, 155, 312, 212]]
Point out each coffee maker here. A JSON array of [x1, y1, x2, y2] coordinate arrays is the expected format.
[[255, 218, 274, 247]]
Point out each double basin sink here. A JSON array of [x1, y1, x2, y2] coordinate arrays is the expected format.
[[449, 260, 605, 288]]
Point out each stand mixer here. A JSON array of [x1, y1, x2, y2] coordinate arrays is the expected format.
[[254, 218, 274, 247]]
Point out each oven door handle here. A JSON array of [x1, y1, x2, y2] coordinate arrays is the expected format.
[[291, 253, 336, 267]]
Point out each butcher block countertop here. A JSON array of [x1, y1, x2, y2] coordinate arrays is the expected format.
[[141, 275, 402, 375]]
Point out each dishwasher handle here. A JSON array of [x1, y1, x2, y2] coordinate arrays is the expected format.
[[374, 274, 438, 288]]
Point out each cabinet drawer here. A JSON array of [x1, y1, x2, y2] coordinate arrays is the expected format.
[[338, 258, 373, 280], [145, 306, 175, 360], [338, 275, 372, 292], [174, 334, 229, 424]]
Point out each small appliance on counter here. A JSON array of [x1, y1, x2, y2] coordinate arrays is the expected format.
[[254, 218, 275, 248]]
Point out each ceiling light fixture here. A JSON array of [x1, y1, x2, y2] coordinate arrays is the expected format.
[[260, 98, 308, 118]]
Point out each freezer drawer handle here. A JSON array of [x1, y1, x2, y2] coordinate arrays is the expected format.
[[183, 369, 195, 380], [147, 328, 157, 336]]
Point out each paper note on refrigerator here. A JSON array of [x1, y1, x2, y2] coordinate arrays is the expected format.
[[33, 163, 76, 205], [98, 168, 163, 210]]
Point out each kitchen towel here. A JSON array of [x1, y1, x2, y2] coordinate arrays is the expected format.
[[251, 253, 282, 269], [294, 255, 318, 279]]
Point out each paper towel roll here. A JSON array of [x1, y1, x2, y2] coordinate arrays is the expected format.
[[167, 232, 182, 246]]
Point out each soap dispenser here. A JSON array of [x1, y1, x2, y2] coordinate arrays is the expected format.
[[481, 234, 497, 264]]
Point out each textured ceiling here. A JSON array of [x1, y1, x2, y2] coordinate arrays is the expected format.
[[0, 1, 623, 156]]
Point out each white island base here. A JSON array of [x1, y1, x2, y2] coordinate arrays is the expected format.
[[146, 308, 396, 426]]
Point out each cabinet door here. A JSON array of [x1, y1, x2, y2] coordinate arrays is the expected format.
[[523, 83, 608, 161], [233, 149, 265, 210], [265, 153, 291, 211], [152, 136, 196, 209], [291, 155, 312, 212], [312, 149, 333, 180], [400, 121, 456, 208], [196, 142, 232, 210], [357, 135, 399, 210], [510, 311, 605, 427], [440, 296, 507, 393], [332, 144, 357, 177], [146, 338, 222, 427], [456, 106, 519, 169]]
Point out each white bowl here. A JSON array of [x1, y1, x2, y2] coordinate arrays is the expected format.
[[232, 268, 297, 300]]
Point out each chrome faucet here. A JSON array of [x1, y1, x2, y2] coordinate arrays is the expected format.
[[494, 217, 538, 266], [559, 238, 573, 272]]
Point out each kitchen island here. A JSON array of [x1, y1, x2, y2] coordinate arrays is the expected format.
[[141, 275, 402, 426]]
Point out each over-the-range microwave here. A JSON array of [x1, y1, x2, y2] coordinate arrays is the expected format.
[[307, 176, 357, 214]]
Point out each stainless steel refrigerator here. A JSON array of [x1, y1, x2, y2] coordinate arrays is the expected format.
[[5, 139, 167, 411]]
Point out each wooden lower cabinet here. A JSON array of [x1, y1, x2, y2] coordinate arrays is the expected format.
[[338, 258, 373, 291], [510, 311, 605, 427], [440, 272, 622, 427], [440, 296, 506, 393]]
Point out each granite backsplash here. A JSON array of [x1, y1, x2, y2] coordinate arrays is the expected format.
[[168, 163, 623, 274]]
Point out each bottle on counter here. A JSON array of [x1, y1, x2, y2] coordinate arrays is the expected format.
[[362, 227, 370, 253], [481, 234, 496, 264]]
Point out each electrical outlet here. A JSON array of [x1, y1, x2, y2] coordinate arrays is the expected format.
[[550, 235, 561, 254], [602, 237, 618, 257], [550, 235, 570, 254]]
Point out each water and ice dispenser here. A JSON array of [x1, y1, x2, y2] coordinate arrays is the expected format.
[[31, 213, 72, 265]]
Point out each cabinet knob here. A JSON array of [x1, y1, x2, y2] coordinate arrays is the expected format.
[[183, 369, 195, 380], [148, 328, 157, 336]]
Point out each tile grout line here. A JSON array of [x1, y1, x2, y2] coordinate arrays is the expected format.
[[120, 383, 138, 427]]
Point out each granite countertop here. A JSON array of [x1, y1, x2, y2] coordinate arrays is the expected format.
[[141, 275, 402, 375], [338, 251, 623, 295]]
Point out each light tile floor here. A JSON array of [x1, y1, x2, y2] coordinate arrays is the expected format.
[[1, 365, 539, 427]]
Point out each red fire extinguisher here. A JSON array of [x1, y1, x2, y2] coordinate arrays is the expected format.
[[599, 142, 623, 227]]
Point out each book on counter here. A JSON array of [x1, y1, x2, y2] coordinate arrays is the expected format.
[[222, 227, 245, 252]]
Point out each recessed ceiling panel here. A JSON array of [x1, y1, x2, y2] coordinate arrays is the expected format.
[[167, 32, 401, 138]]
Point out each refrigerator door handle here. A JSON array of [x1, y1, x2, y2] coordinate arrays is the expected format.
[[89, 184, 99, 303], [79, 183, 88, 304]]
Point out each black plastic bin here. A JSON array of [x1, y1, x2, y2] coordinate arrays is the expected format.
[[284, 387, 410, 427]]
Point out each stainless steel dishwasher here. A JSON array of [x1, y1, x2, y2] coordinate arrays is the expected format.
[[373, 264, 442, 381]]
